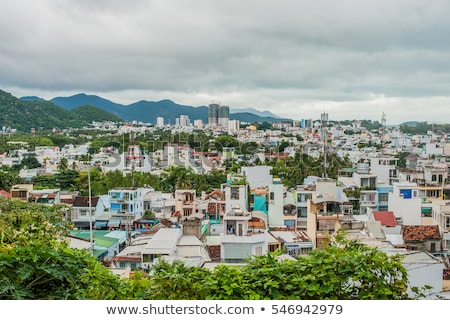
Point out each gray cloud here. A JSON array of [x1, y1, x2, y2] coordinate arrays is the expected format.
[[1, 0, 450, 124]]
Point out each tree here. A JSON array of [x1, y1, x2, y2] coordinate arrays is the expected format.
[[141, 231, 418, 300], [0, 198, 130, 299], [0, 197, 426, 300], [57, 157, 69, 171], [21, 155, 41, 169], [0, 169, 23, 192]]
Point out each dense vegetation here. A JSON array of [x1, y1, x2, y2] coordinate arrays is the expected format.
[[0, 89, 122, 131], [0, 197, 422, 300]]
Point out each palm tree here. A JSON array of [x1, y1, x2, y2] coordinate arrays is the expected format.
[[57, 157, 69, 171]]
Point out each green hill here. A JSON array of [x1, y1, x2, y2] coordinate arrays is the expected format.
[[0, 89, 121, 132], [71, 105, 123, 123]]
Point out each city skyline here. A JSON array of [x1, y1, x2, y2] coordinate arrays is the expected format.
[[1, 1, 450, 125]]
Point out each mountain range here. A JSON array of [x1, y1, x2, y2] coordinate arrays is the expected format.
[[21, 93, 287, 125], [0, 88, 291, 132], [0, 89, 122, 132]]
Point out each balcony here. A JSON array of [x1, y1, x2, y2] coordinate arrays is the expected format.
[[360, 200, 377, 207], [221, 232, 266, 244]]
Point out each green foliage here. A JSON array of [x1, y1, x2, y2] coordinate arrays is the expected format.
[[32, 170, 80, 190], [139, 261, 210, 299], [400, 122, 433, 135], [214, 135, 240, 152], [0, 198, 130, 300], [57, 158, 69, 171], [0, 89, 122, 132], [142, 231, 413, 300], [0, 198, 421, 300], [0, 168, 23, 192], [21, 155, 41, 169], [268, 152, 352, 188], [71, 105, 123, 123], [0, 241, 128, 299]]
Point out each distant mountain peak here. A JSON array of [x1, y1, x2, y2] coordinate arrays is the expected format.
[[230, 107, 280, 119], [20, 96, 45, 102]]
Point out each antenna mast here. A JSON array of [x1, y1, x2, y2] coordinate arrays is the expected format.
[[380, 112, 387, 152]]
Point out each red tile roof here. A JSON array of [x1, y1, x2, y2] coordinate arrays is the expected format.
[[207, 244, 221, 261], [402, 225, 441, 241], [112, 256, 141, 262], [0, 190, 12, 198], [373, 211, 397, 227]]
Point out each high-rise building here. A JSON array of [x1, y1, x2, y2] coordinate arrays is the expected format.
[[179, 115, 190, 127], [208, 103, 230, 128], [228, 119, 240, 134], [218, 105, 230, 127], [194, 119, 203, 128], [156, 117, 164, 127], [208, 103, 219, 127]]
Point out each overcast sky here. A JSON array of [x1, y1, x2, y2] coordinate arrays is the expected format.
[[1, 0, 450, 124]]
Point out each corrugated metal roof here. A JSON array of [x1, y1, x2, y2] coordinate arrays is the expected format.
[[366, 221, 386, 239], [178, 235, 202, 246], [269, 230, 312, 243], [177, 246, 202, 257], [142, 228, 181, 255]]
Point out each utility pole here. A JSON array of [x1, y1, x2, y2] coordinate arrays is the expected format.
[[126, 132, 136, 246], [88, 164, 94, 254], [321, 112, 329, 179]]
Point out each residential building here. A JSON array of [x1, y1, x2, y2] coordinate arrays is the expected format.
[[401, 225, 442, 253], [28, 189, 61, 205], [388, 182, 421, 225], [432, 200, 450, 251], [223, 183, 248, 214], [220, 206, 267, 263], [144, 190, 175, 220], [108, 187, 147, 230], [156, 117, 164, 127], [10, 184, 34, 201], [174, 189, 197, 221], [228, 119, 240, 134], [295, 185, 315, 230], [241, 165, 273, 189], [69, 196, 99, 230], [269, 229, 313, 256], [377, 185, 393, 212], [369, 156, 399, 185]]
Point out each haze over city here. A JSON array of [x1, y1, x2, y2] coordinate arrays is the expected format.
[[1, 0, 450, 125]]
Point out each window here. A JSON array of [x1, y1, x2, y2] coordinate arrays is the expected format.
[[432, 175, 437, 182], [131, 263, 137, 270], [255, 246, 262, 256], [230, 187, 240, 200], [400, 189, 412, 199], [297, 193, 312, 202], [445, 217, 450, 229], [270, 192, 275, 201], [119, 262, 125, 268]]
